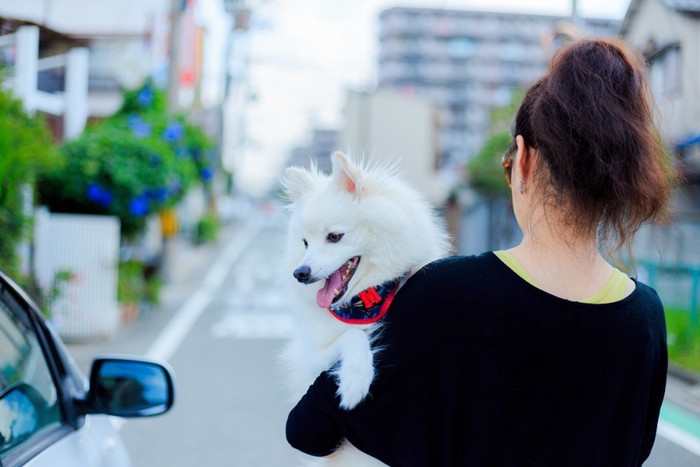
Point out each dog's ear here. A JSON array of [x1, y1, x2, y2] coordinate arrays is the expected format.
[[281, 166, 315, 201], [331, 151, 363, 200]]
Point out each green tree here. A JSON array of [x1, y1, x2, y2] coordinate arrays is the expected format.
[[465, 88, 524, 197], [466, 133, 512, 196], [0, 88, 59, 276]]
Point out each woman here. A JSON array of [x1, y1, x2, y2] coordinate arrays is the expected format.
[[286, 38, 676, 466]]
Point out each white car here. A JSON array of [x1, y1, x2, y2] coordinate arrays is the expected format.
[[0, 269, 175, 466]]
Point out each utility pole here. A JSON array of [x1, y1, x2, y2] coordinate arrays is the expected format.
[[571, 0, 583, 29], [167, 0, 184, 114]]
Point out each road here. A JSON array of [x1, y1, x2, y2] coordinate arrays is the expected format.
[[68, 204, 700, 466]]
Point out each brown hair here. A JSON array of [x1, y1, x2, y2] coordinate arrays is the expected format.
[[512, 38, 677, 258]]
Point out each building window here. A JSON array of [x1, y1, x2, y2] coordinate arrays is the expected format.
[[648, 43, 681, 96]]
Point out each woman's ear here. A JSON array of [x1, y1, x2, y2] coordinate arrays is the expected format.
[[515, 135, 532, 182]]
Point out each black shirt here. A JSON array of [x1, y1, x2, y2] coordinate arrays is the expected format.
[[286, 253, 667, 466]]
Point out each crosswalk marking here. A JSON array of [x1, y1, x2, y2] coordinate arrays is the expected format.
[[211, 312, 295, 339]]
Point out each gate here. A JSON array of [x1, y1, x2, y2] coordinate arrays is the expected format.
[[34, 209, 120, 340]]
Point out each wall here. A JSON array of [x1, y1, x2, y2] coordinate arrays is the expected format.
[[622, 0, 700, 143], [338, 89, 447, 205]]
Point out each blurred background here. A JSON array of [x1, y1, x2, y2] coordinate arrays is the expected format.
[[1, 0, 699, 465]]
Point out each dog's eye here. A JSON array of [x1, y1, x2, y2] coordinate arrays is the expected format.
[[303, 239, 308, 249], [326, 232, 344, 243]]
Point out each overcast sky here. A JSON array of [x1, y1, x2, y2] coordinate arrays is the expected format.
[[229, 0, 631, 196]]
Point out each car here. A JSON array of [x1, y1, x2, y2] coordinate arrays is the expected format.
[[0, 269, 175, 466]]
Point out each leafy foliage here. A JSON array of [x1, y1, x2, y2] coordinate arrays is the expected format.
[[38, 123, 194, 237], [117, 80, 216, 185], [0, 87, 59, 276], [466, 132, 512, 196], [665, 307, 700, 373], [117, 260, 161, 306], [37, 80, 215, 239], [195, 212, 220, 244], [465, 87, 524, 197]]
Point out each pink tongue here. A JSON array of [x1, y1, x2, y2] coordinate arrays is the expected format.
[[317, 270, 342, 308]]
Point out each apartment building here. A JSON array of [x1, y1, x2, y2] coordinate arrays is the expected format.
[[377, 6, 620, 166]]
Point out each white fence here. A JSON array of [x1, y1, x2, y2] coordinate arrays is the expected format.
[[34, 209, 120, 341]]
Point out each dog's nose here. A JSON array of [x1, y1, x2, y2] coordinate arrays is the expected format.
[[293, 266, 312, 284]]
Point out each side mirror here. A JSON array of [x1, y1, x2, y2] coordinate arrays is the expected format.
[[86, 356, 175, 418]]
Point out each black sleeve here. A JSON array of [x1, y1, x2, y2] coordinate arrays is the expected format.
[[286, 371, 343, 457], [640, 305, 668, 461]]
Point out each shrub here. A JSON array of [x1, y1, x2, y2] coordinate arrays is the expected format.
[[0, 87, 59, 276], [666, 307, 700, 373], [195, 212, 220, 244], [466, 132, 512, 196], [117, 260, 162, 307], [37, 79, 215, 239], [117, 80, 216, 187], [37, 122, 194, 238]]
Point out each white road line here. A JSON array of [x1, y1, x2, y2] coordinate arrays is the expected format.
[[210, 312, 294, 339], [114, 222, 261, 432], [657, 420, 700, 456]]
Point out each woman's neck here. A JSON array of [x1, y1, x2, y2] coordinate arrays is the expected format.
[[508, 213, 616, 301]]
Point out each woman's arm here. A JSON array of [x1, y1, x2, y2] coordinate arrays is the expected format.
[[640, 316, 668, 461], [286, 371, 344, 457]]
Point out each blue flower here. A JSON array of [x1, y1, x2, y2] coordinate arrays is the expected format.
[[98, 191, 113, 207], [145, 187, 169, 202], [86, 183, 113, 207], [86, 183, 103, 202], [169, 181, 182, 196], [129, 196, 149, 217], [127, 114, 151, 138], [200, 167, 214, 181], [137, 86, 154, 107], [156, 187, 169, 202], [162, 122, 184, 143]]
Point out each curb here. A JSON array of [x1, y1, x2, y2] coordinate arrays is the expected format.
[[669, 363, 700, 385]]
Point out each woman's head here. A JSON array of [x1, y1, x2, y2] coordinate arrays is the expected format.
[[509, 38, 677, 256]]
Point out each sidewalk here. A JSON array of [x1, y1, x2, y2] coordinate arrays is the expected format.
[[667, 366, 700, 418]]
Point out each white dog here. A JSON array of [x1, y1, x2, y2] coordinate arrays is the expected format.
[[281, 152, 450, 466]]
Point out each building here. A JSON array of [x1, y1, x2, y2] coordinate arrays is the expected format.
[[337, 89, 446, 205], [0, 0, 172, 126], [377, 6, 620, 167], [0, 0, 232, 135], [620, 0, 700, 288], [288, 127, 339, 174], [620, 0, 700, 186]]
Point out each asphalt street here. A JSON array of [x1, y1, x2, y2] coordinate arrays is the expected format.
[[67, 204, 700, 466]]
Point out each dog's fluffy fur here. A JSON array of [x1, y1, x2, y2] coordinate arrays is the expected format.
[[281, 152, 450, 466]]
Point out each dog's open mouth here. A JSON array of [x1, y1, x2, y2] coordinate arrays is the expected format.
[[316, 256, 361, 308]]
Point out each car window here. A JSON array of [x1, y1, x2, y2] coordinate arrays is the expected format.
[[0, 297, 62, 458]]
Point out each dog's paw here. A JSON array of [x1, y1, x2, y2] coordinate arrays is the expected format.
[[337, 357, 374, 410], [334, 329, 375, 410]]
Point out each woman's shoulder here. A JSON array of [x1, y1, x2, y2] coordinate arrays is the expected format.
[[413, 252, 499, 282], [627, 279, 665, 322], [393, 252, 501, 309]]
